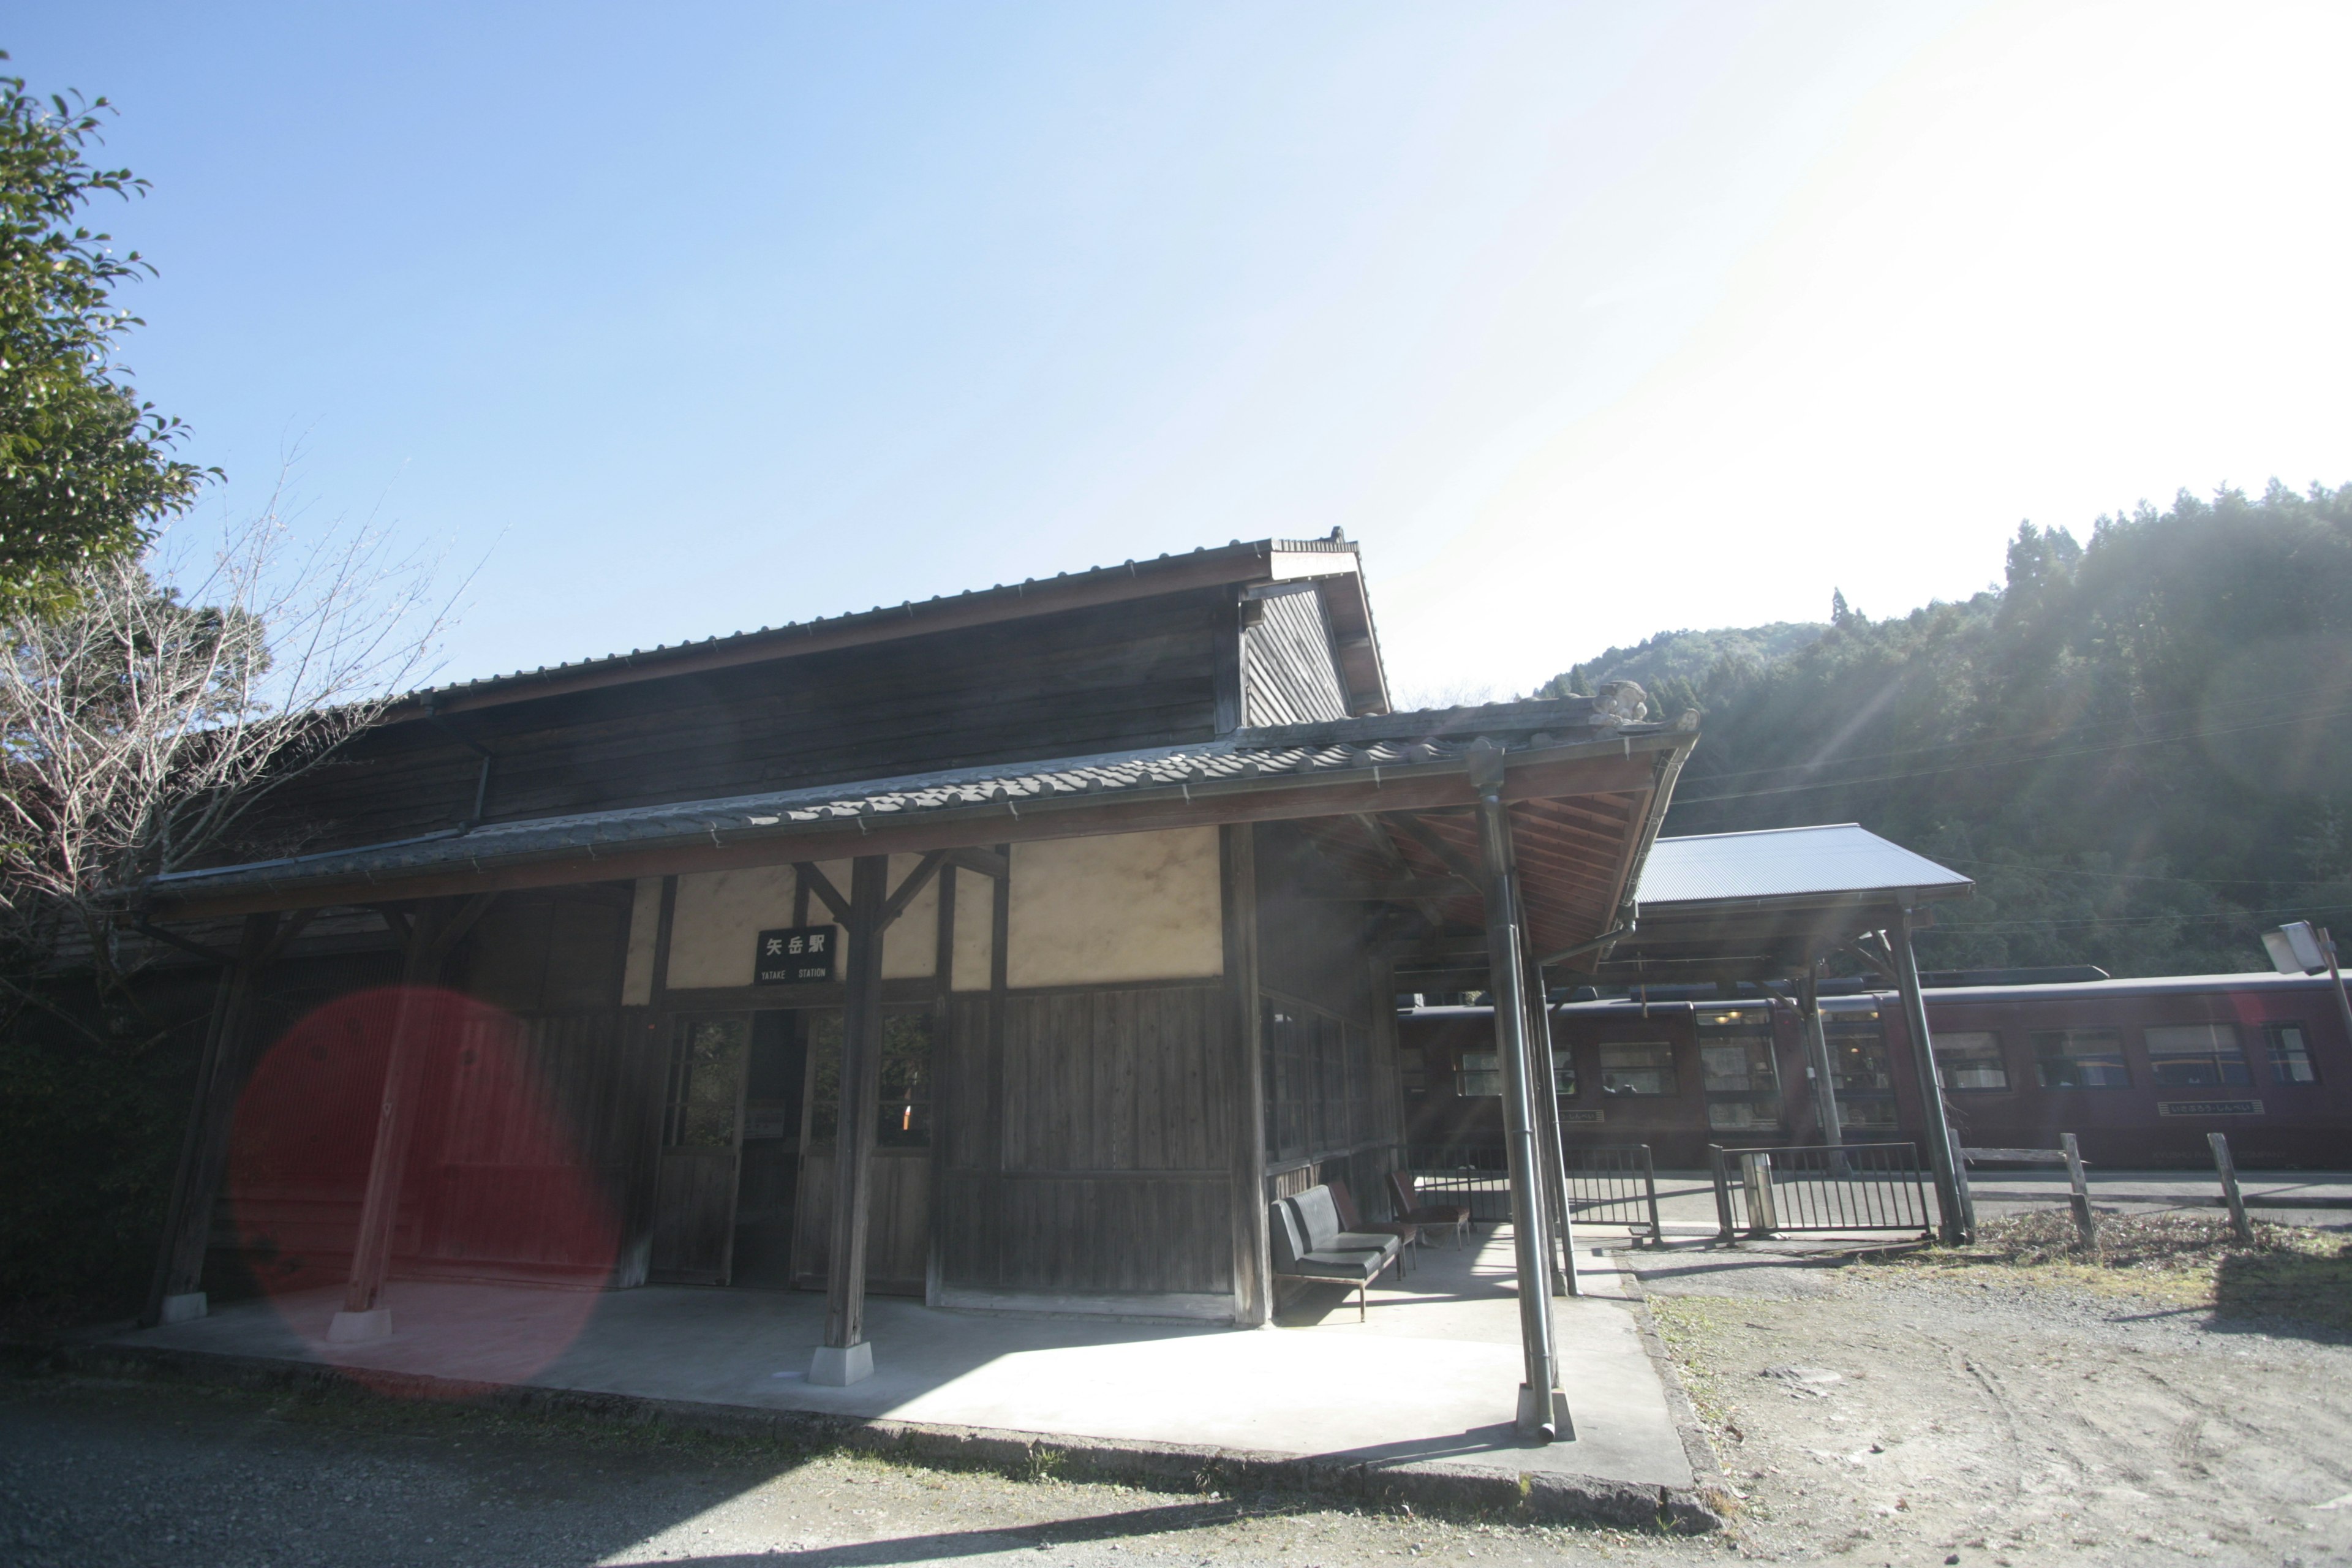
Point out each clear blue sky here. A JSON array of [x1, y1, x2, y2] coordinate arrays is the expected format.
[[12, 2, 2349, 704]]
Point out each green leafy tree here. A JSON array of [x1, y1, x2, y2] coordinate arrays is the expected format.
[[0, 56, 209, 614], [1545, 482, 2352, 977]]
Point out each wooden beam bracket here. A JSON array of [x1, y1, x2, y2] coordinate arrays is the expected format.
[[880, 850, 949, 929], [797, 862, 851, 922]]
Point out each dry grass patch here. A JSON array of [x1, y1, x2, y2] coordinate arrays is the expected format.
[[1881, 1210, 2352, 1329]]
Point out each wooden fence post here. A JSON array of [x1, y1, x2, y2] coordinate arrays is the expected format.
[[2060, 1133, 2097, 1250], [2209, 1132, 2254, 1246]]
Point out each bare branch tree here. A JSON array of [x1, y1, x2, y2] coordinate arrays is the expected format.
[[1, 486, 459, 1017]]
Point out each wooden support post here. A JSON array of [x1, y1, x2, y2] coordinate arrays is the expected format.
[[813, 854, 889, 1385], [615, 876, 678, 1290], [2061, 1133, 2098, 1250], [1223, 823, 1272, 1326], [1892, 908, 1973, 1245], [143, 911, 281, 1327], [331, 894, 494, 1343], [927, 862, 957, 1307], [2209, 1132, 2254, 1246], [1469, 756, 1569, 1442]]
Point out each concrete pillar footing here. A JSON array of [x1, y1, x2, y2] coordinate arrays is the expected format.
[[158, 1292, 208, 1325], [327, 1308, 393, 1344], [1516, 1384, 1574, 1442], [809, 1342, 873, 1386]]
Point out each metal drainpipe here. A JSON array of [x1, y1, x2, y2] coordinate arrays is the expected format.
[[1471, 765, 1569, 1441]]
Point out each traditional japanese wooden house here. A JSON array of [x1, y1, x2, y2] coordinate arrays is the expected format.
[[132, 535, 1694, 1395]]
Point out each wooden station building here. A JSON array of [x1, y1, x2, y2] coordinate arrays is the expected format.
[[135, 535, 1696, 1389]]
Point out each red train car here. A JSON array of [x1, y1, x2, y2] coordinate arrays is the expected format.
[[1398, 971, 2352, 1169]]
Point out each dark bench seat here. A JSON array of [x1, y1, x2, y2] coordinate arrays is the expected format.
[[1270, 1183, 1402, 1321]]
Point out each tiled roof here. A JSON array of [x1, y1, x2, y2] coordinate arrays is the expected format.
[[155, 697, 1657, 897]]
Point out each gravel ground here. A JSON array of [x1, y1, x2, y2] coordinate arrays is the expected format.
[[7, 1244, 2350, 1567], [1626, 1241, 2352, 1567]]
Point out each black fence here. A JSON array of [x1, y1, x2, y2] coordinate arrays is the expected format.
[[1708, 1142, 1937, 1239], [1400, 1144, 1664, 1240]]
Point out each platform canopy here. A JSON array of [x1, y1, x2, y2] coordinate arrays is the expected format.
[[1565, 823, 1973, 986]]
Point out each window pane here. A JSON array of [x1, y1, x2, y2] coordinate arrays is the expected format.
[[876, 1011, 932, 1148], [1599, 1041, 1676, 1096], [667, 1016, 749, 1148], [2143, 1023, 2251, 1088], [1934, 1031, 2010, 1091], [2264, 1022, 2319, 1084], [1698, 1008, 1781, 1131], [1457, 1049, 1504, 1098], [2033, 1029, 2129, 1089]]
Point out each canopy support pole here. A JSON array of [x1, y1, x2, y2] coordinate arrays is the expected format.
[[1892, 907, 1973, 1245], [1469, 755, 1569, 1441]]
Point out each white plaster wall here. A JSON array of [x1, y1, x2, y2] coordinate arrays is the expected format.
[[1006, 827, 1224, 989], [880, 855, 939, 981], [621, 876, 663, 1005], [663, 856, 938, 990], [951, 865, 995, 991], [666, 864, 797, 989]]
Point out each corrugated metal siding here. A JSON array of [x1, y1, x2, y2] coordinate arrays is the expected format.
[[1243, 590, 1349, 726]]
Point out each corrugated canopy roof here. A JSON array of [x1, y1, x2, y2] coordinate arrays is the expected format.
[[1636, 824, 1972, 907]]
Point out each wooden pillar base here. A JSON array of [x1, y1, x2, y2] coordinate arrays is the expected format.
[[809, 1342, 873, 1385]]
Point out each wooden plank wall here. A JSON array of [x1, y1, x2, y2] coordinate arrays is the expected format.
[[1242, 589, 1350, 727], [208, 891, 642, 1291], [234, 589, 1231, 859], [1250, 821, 1404, 1219], [937, 982, 1237, 1301]]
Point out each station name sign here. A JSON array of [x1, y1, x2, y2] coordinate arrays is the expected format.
[[755, 925, 839, 986]]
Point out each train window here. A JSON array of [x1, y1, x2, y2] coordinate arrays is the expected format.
[[1826, 1010, 1899, 1129], [2032, 1029, 2130, 1088], [1453, 1049, 1574, 1097], [1599, 1041, 1676, 1096], [1698, 1008, 1783, 1132], [2143, 1024, 2253, 1088], [1934, 1031, 2010, 1090], [2261, 1022, 2320, 1084]]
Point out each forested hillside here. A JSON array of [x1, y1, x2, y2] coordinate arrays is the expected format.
[[1540, 482, 2352, 978]]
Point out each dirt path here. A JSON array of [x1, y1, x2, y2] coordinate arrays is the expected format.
[[1631, 1248, 2352, 1566]]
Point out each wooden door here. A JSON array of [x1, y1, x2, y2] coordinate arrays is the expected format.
[[790, 1006, 933, 1295], [649, 1015, 750, 1284]]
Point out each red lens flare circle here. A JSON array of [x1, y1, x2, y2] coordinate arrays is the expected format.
[[227, 985, 620, 1393]]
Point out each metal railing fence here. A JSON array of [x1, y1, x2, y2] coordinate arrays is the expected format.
[[1708, 1142, 1937, 1240], [1400, 1144, 1664, 1238]]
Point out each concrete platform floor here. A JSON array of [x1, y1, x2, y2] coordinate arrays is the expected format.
[[118, 1227, 1694, 1491]]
